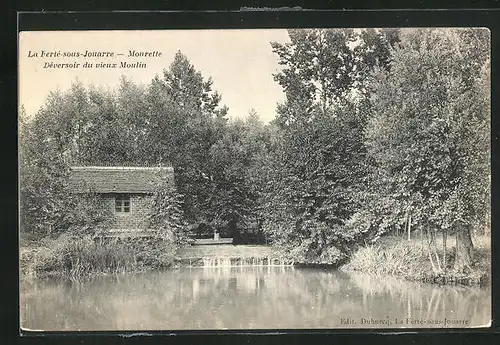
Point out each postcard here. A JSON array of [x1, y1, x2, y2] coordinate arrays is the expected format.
[[18, 28, 491, 331]]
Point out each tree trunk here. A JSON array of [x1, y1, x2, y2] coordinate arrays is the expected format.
[[442, 230, 447, 272], [454, 224, 474, 272], [421, 227, 424, 255], [431, 229, 442, 272], [407, 213, 411, 241], [426, 226, 439, 275], [403, 215, 407, 238]]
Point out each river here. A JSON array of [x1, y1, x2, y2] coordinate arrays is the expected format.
[[20, 267, 490, 331]]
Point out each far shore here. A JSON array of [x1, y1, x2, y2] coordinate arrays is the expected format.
[[19, 233, 490, 288]]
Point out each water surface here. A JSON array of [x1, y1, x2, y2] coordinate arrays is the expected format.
[[20, 267, 491, 330]]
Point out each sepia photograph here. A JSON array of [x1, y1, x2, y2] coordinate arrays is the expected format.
[[18, 28, 491, 331]]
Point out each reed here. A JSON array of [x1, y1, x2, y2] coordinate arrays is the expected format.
[[21, 235, 178, 279], [341, 234, 491, 286], [343, 241, 427, 277]]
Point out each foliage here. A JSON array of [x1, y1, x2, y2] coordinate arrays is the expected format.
[[342, 235, 490, 285], [145, 52, 229, 224], [262, 106, 369, 263], [19, 104, 116, 237], [207, 112, 273, 237], [19, 110, 72, 236], [263, 29, 379, 264], [342, 240, 426, 277], [21, 235, 177, 279], [65, 193, 115, 235], [353, 28, 401, 95], [363, 28, 490, 271], [148, 171, 188, 245], [271, 29, 357, 124], [19, 52, 229, 237], [19, 29, 490, 274]]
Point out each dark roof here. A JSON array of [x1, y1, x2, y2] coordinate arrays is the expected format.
[[69, 166, 174, 193]]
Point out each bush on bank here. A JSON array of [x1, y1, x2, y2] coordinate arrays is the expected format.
[[20, 234, 178, 280], [341, 235, 491, 286]]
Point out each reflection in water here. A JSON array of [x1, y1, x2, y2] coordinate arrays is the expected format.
[[20, 267, 491, 330]]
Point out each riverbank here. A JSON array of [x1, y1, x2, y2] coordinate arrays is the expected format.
[[20, 232, 491, 287], [20, 234, 178, 280], [340, 234, 491, 286], [19, 236, 284, 280]]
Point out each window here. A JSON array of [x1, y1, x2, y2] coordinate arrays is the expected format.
[[115, 195, 130, 212]]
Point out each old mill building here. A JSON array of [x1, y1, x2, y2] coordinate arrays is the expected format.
[[68, 166, 175, 237]]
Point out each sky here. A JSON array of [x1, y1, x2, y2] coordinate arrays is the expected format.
[[19, 29, 291, 123]]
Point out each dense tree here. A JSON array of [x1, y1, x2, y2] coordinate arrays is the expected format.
[[145, 52, 229, 225], [354, 29, 400, 78], [262, 105, 369, 263], [115, 76, 150, 163], [148, 171, 187, 244], [19, 111, 71, 235], [271, 29, 357, 124], [364, 28, 490, 272], [264, 29, 370, 263], [207, 111, 273, 241]]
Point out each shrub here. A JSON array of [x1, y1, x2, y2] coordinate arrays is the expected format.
[[21, 234, 178, 279], [342, 234, 491, 285], [343, 239, 429, 277]]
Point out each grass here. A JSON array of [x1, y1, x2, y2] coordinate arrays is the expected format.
[[341, 233, 491, 286], [20, 234, 178, 280]]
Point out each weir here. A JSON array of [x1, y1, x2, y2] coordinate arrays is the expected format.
[[176, 243, 292, 268], [176, 257, 294, 268]]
